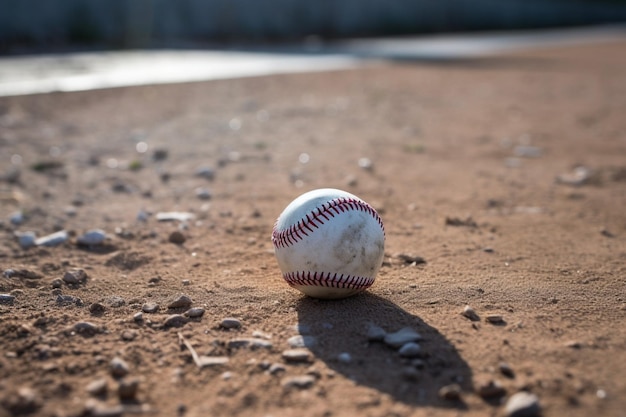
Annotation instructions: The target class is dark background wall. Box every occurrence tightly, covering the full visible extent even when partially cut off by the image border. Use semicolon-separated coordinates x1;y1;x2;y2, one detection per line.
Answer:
2;0;626;52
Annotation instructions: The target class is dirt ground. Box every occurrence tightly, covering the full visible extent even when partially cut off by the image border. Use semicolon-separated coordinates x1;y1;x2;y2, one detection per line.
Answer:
1;39;625;417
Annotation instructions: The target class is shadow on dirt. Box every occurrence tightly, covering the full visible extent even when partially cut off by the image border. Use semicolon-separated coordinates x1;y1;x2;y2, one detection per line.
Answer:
296;293;473;407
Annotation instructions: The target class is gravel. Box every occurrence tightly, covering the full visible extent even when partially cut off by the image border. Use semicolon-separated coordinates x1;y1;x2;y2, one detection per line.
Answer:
184;307;205;318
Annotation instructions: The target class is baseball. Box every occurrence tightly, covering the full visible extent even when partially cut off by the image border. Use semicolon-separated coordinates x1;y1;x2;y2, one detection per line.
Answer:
272;188;385;299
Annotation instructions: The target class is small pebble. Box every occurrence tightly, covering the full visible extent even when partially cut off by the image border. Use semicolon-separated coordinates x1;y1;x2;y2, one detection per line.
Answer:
51;278;63;289
461;305;480;321
62;269;87;285
133;312;143;322
0;294;15;305
57;295;83;306
366;324;386;342
110;357;130;378
505;391;541;417
86;378;108;396
105;296;126;308
9;211;24;225
282;375;316;390
565;340;583;349
89;303;106;315
168;231;186;245
220;317;241;329
184;307;205;318
486;315;505;324
195;166;215;180
163;314;188;328
514;145;542;158
282;349;312;363
499;362;515;378
439;384;463;401
35;230;68;247
384;328;423;348
121;329;138;341
15;231;36;249
77;229;106;246
117;378;140;401
268;363;286;375
398;342;422;358
142;302;160;313
195;187;212;200
168;295;192;309
337;352;352;364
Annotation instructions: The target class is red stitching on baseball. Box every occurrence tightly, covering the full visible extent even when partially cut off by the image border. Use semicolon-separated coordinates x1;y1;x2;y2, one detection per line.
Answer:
272;197;384;249
283;271;375;290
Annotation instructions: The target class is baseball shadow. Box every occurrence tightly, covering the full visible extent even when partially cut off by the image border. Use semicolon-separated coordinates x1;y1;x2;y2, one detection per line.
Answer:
295;293;473;407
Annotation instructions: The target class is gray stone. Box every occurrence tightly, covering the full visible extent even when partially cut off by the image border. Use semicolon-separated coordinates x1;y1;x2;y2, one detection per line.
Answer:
142;302;160;313
77;229;107;246
220;317;241;329
398;342;422;358
195;166;215;180
110;357;130;378
461;305;480;321
0;293;15;305
505;392;541;417
168;294;192;309
486;315;505;324
184;307;205;318
282;375;316;389
105;296;126;308
57;295;84;306
366;324;386;341
89;302;106;315
195;187;212;200
74;321;99;335
269;363;286;375
163;314;188;328
63;269;87;285
384;327;423;348
15;231;36;249
282;349;312;363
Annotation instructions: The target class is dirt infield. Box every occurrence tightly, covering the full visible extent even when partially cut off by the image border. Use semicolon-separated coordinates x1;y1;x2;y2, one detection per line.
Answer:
1;40;625;417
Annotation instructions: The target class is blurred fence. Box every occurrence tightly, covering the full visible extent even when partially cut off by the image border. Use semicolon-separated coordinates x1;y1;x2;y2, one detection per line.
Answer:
2;0;626;50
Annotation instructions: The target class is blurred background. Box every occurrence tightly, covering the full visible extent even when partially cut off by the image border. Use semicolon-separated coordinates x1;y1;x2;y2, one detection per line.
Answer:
2;0;626;53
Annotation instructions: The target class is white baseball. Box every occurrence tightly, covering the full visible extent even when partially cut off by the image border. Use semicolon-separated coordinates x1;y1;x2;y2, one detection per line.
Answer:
272;188;385;299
